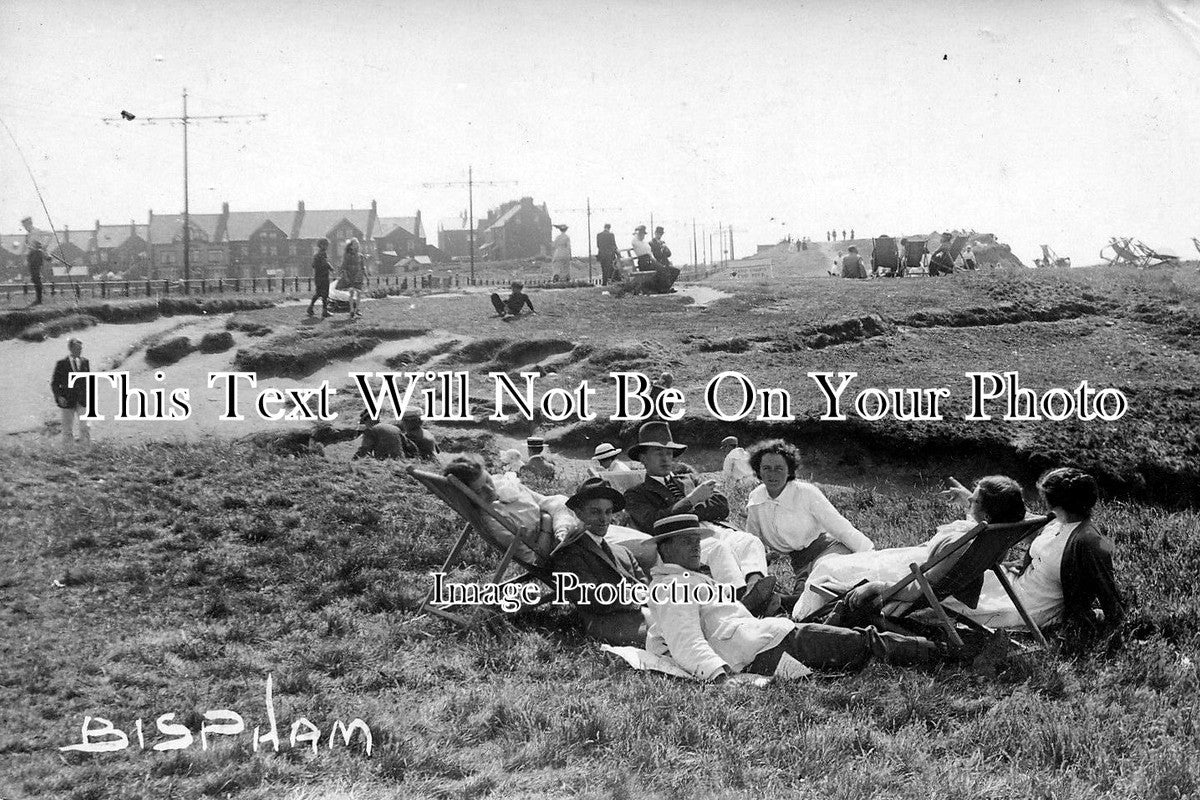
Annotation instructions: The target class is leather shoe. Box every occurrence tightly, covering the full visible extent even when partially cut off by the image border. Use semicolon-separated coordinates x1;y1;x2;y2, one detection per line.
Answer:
739;575;778;615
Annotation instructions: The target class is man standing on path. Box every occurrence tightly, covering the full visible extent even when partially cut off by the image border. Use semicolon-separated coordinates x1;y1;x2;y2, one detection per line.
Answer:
307;237;332;318
596;223;619;285
51;338;90;445
27;239;45;306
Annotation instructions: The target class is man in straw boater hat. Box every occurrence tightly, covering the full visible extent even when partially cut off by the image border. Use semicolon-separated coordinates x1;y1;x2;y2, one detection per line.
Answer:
550;477;652;645
623;421;777;613
591;442;633;472
645;515;944;682
518;436;558;482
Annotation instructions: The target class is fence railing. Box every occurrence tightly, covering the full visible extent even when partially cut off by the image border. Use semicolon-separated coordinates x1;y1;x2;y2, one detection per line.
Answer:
1;265;718;303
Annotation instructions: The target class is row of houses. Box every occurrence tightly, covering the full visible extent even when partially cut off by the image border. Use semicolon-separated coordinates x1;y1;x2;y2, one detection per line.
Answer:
2;196;557;282
1;202;428;282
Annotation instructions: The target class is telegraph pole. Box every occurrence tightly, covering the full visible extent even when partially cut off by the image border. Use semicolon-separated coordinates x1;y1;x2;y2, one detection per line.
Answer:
423;167;516;284
106;88;266;285
692;218;698;270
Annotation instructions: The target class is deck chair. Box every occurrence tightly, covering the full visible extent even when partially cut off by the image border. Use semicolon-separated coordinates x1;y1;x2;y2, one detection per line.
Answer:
871;236;902;277
1132;240;1180;268
901;238;928;276
1192;237;1200;257
1101;238;1142;267
805;515;1054;648
408;465;557;628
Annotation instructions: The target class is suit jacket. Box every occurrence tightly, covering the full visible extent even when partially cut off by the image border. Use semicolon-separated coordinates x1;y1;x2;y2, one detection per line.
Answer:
596;230;618;257
551;533;647;613
646;563;793;680
624;474;730;534
51;356;90;409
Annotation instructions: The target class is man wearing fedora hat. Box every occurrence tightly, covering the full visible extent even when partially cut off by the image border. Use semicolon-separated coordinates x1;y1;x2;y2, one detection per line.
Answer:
592;442;633;472
519;436;558;482
550;478;651;645
645;515;942;682
623;421;774;610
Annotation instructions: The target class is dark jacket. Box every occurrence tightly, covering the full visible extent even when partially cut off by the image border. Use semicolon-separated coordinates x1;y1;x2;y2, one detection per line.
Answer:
624;474;730;534
551;533;647;613
353;424;411;460
650;237;672;266
28;247;45;278
51;356;90;409
311;252;332;282
1051;520;1124;637
596;230;618;257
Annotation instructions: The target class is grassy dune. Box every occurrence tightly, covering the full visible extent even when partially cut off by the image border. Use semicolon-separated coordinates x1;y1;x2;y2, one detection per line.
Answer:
1;441;1198;799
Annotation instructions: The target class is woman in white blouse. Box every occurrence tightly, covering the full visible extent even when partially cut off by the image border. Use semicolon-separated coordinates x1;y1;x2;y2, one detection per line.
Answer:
744;439;874;589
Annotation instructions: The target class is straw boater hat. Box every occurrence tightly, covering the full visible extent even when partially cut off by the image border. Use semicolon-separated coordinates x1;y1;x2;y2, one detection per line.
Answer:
627;421;686;461
554;224;569;232
720;436;738;448
633;225;647;234
592;443;622;462
526;436;545;454
565;477;626;513
649;513;705;543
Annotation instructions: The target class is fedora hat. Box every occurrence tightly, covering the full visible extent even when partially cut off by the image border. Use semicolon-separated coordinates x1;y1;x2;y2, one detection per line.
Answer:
633;224;647;234
649;513;705;543
592;442;622;462
566;477;626;513
627;421;686;461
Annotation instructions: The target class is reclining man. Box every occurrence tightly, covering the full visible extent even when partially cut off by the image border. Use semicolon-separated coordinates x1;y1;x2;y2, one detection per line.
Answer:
646;514;943;682
550;477;651;645
623;421;776;612
442;455;574;567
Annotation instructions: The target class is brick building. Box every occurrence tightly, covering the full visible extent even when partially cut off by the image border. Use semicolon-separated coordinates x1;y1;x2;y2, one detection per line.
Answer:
478;197;551;261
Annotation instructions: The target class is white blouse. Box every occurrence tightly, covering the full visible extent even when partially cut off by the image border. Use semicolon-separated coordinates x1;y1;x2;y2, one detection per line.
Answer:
745;480;874;555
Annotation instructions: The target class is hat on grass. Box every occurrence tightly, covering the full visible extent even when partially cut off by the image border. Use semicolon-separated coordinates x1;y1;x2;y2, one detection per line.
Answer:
627;421;687;461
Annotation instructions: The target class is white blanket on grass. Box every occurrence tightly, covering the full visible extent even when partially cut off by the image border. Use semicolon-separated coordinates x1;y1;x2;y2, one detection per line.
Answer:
601;645;812;682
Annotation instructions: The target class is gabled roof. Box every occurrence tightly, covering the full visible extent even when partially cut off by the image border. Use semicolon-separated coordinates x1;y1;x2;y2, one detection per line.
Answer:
148;214;223;244
376;215;424;240
95;224;149;249
485;205;521;231
223;211;295;242
296;209;374;241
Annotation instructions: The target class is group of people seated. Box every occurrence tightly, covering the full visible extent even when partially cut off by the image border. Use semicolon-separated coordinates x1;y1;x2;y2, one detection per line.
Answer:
437;421;1125;682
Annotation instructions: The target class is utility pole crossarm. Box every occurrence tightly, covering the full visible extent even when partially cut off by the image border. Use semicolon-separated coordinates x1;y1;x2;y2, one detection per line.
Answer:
109;88;266;285
421;168;517;283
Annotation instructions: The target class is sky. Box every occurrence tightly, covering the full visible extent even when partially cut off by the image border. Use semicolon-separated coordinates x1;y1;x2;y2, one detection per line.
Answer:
2;0;1199;266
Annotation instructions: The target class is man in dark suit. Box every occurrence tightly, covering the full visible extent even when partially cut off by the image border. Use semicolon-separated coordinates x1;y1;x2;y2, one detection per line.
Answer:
27;239;45;306
596;223;619;285
51;337;90;445
622;421;775;611
551;477;649;645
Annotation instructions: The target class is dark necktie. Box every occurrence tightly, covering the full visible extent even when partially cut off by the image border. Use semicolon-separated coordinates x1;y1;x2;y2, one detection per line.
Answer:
666;475;685;501
599;539;615;561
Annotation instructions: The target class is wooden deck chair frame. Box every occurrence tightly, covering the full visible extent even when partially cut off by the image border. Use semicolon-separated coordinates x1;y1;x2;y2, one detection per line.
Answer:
806;515;1054;649
408;466;556;628
1132;240;1180;268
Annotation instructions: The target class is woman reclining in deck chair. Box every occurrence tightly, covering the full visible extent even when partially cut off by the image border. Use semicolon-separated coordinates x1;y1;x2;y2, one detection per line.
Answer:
801;470;1125;641
792;475;1027;621
442;455;576;567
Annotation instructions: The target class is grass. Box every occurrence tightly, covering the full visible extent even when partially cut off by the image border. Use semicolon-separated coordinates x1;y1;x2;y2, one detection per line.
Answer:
1;440;1198;799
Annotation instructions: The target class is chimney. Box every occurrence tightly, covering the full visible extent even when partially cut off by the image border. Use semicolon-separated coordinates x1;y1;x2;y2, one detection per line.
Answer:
293;200;305;239
64;225;70;244
130;219;136;237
